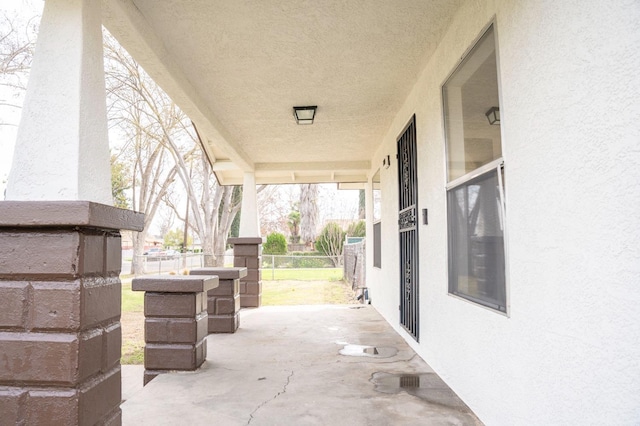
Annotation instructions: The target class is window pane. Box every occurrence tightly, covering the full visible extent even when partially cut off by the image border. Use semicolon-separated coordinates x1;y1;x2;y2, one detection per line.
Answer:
443;26;501;181
448;169;506;311
372;169;381;222
373;222;382;268
372;168;382;269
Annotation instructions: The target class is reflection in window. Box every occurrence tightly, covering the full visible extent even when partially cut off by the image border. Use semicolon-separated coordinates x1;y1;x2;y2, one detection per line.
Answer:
443;26;501;182
448;169;505;311
443;24;507;312
372;169;382;268
372;169;381;222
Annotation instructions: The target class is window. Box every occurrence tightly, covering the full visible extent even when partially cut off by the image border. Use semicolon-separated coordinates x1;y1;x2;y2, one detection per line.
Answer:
443;24;507;312
372;169;382;268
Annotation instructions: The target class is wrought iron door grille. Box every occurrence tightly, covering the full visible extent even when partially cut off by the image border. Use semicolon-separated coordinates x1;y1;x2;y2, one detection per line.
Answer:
397;115;419;341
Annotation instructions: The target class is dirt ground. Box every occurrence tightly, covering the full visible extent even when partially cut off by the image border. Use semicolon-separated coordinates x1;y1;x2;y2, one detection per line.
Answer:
121;310;145;364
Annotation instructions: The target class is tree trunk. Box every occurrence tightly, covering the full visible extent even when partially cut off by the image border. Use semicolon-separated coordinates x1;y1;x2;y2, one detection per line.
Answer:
202;232;216;267
358;189;366;220
300;184;319;246
131;230;147;275
213;186;242;267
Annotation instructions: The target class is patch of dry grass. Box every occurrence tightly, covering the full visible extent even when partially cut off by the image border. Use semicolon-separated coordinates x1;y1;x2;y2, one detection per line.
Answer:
262;280;356;305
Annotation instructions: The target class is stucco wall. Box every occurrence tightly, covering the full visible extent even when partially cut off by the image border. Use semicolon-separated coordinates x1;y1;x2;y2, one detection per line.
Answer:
366;0;640;424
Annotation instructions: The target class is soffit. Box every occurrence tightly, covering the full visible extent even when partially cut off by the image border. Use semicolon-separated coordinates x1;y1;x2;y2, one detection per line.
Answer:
104;0;462;185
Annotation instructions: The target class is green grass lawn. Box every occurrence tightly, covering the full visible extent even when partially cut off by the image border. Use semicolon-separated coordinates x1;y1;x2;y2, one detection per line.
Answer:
261;267;343;281
122;281;143;312
121;282;145;365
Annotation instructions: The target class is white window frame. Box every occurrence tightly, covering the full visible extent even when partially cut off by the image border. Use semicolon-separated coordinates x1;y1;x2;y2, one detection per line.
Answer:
372;168;382;269
442;22;510;315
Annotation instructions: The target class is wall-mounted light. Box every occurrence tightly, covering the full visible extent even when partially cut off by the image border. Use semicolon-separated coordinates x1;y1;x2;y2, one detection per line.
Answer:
485;106;500;125
293;106;317;125
382;155;391;169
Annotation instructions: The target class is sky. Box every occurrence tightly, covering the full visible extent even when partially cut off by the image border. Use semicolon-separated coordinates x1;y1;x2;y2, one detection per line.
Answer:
0;0;42;194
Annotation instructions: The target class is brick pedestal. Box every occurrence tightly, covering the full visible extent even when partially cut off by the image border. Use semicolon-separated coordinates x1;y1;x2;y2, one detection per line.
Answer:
228;237;263;307
132;275;219;385
0;201;144;425
190;267;247;333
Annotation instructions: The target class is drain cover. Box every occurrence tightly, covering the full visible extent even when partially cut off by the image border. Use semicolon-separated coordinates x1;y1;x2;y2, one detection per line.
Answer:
339;344;398;358
399;374;420;388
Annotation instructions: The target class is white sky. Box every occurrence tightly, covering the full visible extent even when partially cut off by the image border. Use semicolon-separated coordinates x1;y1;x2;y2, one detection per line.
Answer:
0;0;42;194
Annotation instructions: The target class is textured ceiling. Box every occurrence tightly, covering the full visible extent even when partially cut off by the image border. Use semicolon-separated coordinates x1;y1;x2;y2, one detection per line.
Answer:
104;0;462;184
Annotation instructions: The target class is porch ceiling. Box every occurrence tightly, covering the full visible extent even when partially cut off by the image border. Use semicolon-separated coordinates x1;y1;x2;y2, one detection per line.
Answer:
103;0;461;185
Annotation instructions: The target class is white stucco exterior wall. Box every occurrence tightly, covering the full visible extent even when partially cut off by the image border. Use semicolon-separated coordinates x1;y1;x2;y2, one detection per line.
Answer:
6;0;112;204
367;1;640;424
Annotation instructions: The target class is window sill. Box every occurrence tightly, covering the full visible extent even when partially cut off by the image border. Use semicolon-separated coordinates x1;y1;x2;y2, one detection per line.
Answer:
447;292;510;318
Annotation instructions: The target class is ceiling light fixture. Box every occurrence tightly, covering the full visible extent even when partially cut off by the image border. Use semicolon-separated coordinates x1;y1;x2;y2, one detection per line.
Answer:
293;106;317;125
485;106;500;125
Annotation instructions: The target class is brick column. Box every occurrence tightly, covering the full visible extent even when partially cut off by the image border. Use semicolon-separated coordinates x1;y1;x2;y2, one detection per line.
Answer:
132;275;219;385
228;237;263;307
190;267;247;333
0;201;143;425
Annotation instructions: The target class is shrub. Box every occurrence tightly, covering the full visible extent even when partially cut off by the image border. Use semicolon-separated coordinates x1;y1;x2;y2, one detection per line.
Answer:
315;222;346;266
263;232;288;255
346;220;366;237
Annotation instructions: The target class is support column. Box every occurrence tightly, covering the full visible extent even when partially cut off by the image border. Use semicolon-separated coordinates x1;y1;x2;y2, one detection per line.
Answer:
190;267;246;333
0;201;143;425
6;0;111;203
234;172;263;307
229;238;263;307
238;172;260;237
132;275;218;385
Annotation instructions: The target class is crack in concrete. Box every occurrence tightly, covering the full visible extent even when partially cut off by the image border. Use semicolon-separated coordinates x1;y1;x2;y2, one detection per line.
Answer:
247;370;294;425
369;354;418;364
335;353;418;365
216;366;242;372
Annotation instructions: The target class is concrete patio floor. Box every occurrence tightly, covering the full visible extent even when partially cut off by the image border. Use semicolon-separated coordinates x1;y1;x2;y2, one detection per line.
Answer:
121;305;482;425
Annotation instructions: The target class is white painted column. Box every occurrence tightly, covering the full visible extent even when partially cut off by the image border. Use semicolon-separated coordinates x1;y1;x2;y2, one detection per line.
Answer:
6;0;112;204
239;172;260;237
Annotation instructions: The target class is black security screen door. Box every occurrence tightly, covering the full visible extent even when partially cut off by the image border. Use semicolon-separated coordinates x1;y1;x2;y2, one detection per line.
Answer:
397;115;419;341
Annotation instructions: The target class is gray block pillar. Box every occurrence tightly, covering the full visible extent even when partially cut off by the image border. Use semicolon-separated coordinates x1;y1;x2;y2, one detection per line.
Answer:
0;201;143;425
228;238;263;307
190;267;247;333
132;275;219;385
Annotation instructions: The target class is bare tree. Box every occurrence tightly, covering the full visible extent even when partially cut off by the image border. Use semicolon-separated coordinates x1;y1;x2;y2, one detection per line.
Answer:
162;140;242;267
105;33;190;273
358;189;366;220
0;13;35;86
156;205;175;238
300;184;319;246
0;12;37;125
107;33;247;268
258;185;292;236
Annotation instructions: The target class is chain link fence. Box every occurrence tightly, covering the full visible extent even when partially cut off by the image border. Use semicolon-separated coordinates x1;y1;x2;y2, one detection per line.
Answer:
124;252;344;281
126;253;234;276
262;254;343;281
